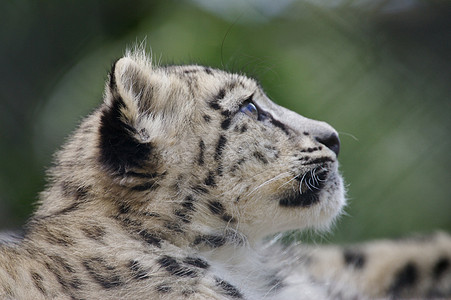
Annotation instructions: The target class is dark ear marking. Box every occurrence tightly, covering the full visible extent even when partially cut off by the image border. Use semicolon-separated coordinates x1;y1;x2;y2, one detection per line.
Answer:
98;96;153;174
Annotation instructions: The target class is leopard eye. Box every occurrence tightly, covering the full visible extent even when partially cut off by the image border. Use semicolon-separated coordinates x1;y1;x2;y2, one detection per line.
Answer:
240;102;258;120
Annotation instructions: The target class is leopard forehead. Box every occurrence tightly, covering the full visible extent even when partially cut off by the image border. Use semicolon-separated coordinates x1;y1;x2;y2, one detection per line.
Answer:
111;58;261;117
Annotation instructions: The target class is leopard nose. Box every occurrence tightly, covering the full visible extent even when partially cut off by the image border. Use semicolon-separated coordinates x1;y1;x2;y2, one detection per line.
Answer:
316;133;340;157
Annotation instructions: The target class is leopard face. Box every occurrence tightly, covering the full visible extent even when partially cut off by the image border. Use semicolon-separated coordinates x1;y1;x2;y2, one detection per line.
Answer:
92;53;345;245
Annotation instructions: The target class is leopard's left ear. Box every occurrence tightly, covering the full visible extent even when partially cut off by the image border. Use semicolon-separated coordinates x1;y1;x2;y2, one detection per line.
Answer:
106;55;154;117
98;56;160;175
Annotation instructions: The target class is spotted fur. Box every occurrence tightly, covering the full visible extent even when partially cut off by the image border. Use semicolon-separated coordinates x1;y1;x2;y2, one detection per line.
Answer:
0;49;450;299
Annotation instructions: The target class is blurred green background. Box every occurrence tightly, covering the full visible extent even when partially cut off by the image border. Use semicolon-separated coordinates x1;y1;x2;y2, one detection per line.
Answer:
0;0;450;244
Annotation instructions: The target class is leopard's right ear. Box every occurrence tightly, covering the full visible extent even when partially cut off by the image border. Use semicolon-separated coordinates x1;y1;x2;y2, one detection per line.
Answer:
98;56;158;175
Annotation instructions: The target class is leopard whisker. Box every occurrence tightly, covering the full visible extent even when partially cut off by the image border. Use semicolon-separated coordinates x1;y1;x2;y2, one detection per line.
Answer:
246;172;292;197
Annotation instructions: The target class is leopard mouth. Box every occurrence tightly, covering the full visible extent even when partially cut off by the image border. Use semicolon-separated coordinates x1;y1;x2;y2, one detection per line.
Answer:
279;168;329;207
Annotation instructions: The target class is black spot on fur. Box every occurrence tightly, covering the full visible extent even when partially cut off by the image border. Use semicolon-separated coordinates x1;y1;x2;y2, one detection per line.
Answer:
156;284;172;293
240;124;248;133
130;181;159;191
221;110;231;118
49;255;76;274
216;88;226;100
217;163;224;176
193;185;209;194
183;69;199;74
139;230;162;247
221;117;232;130
203;114;212;122
253;151;268;164
175;209;192;224
44;256;82;291
83;257;123;289
237;158;246;166
54;184;90;216
204;67;213;75
183;257;210;269
198;140;206;165
230;164;239;174
205;199;236;223
389;262;418;296
433;257;449;279
54;201;81;216
204;171;216;186
99;96;153;174
144;211;160;218
164;221;184;233
215;277;243;299
207;201;225;215
209;101;221;110
118;203;131;214
129;260;150;280
193;235;227;248
157;256;197;278
214;135;227;161
31;272;47;295
222;214;236;223
61;182;89;201
209;89;226;110
119;216;142;228
81;225;106;241
42;227;74;247
343;250;366;269
182;195;196;211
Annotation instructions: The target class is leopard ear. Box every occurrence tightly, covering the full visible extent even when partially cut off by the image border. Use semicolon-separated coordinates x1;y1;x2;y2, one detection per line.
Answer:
98;56;158;175
106;55;154;116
